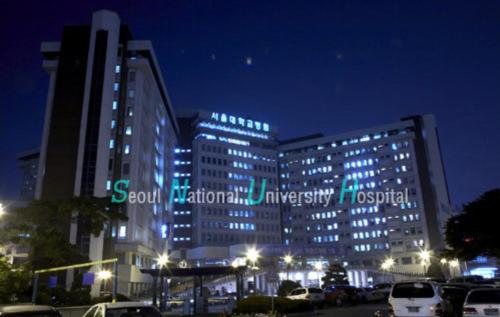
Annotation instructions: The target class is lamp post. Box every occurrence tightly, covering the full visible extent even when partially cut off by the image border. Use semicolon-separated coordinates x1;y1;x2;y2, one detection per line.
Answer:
157;253;169;311
97;269;112;294
418;250;431;275
381;258;395;282
449;259;459;277
245;247;260;294
313;261;323;288
283;255;293;281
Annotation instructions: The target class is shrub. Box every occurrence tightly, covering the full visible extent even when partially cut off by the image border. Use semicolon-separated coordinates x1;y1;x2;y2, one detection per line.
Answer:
234;296;312;314
277;280;301;297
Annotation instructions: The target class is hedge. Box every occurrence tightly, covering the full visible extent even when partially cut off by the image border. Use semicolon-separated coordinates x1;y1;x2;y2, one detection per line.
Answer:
234;296;313;314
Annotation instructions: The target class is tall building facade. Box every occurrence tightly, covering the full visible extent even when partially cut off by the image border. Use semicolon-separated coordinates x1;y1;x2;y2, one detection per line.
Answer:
172;109;281;250
36;10;178;296
17;148;40;200
278;115;452;276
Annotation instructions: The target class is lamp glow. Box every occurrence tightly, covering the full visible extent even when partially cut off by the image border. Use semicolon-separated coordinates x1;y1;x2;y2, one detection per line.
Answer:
97;270;112;280
381;258;395;271
418;250;431;263
245;247;260;265
157;253;169;267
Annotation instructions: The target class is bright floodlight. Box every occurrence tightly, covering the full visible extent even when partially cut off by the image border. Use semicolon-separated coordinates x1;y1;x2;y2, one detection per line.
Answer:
97;270;112;280
0;203;5;217
449;259;459;268
284;255;293;264
440;258;448;265
231;259;239;268
381;258;395;271
313;261;323;271
157;253;169;267
418;249;431;263
245;247;260;264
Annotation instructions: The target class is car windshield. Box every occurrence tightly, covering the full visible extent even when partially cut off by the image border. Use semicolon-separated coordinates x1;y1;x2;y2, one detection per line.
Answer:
4;312;60;317
308;288;322;293
392;282;435;298
467;290;500;304
106;307;162;317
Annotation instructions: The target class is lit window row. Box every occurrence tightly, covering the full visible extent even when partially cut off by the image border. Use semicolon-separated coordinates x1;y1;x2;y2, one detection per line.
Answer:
174;172;191;177
354;243;390;252
353;230;388;239
228;210;255;218
344;158;375;169
312;235;339;243
173;224;191;228
173;210;191;215
350;206;379;215
351;217;386;227
173;237;191;241
227;148;275;162
311;211;338;220
174;148;192;153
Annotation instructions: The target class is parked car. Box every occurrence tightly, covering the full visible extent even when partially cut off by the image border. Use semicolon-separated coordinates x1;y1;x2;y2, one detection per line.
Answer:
0;305;62;317
463;288;500;317
83;302;162;317
389;281;449;317
364;287;390;302
287;287;325;304
372;283;393;300
448;276;485;284
324;285;359;306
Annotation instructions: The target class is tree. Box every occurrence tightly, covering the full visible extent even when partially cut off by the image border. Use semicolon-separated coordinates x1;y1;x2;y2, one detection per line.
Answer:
444;189;500;260
277;280;301;297
0;257;31;303
321;263;348;288
0;197;126;270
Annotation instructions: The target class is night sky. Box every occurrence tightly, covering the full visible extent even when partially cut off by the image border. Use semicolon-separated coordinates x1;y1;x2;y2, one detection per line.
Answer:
1;0;499;207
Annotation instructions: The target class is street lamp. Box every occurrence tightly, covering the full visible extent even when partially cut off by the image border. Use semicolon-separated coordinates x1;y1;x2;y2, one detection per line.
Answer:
231;259;239;269
283;254;293;280
449;259;459;268
381;258;395;282
313;261;323;288
97;270;112;294
156;253;169;311
0;203;5;218
245;247;260;294
381;258;395;271
440;258;448;265
97;270;112;280
418;250;431;275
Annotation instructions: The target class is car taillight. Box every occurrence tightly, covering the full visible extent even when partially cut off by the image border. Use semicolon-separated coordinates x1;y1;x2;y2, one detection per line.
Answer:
434;303;443;316
463;306;478;315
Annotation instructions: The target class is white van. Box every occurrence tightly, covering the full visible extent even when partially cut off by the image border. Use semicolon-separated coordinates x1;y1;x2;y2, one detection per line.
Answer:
389;281;448;317
463;288;500;317
287;287;325;303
